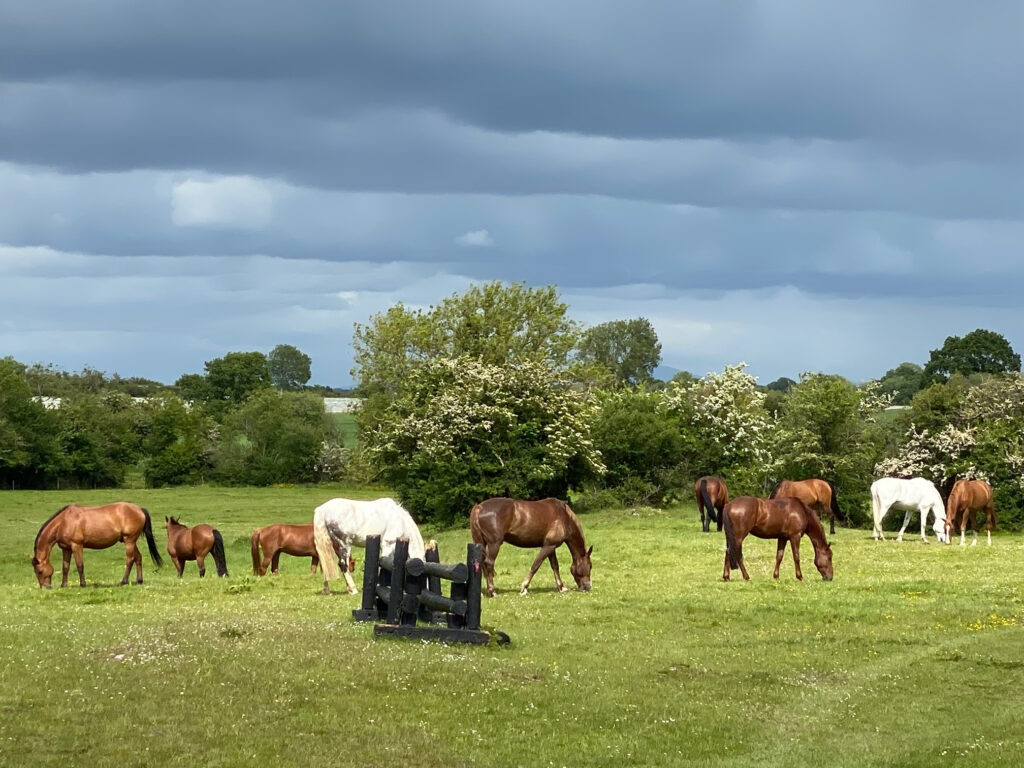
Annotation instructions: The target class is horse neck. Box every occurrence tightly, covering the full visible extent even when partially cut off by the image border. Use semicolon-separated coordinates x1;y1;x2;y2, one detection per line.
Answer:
802;509;829;550
562;510;587;561
33;516;62;562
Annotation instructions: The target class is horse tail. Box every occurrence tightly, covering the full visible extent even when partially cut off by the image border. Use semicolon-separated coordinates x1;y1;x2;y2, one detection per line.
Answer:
768;481;783;500
827;480;842;521
211;529;228;577
314;510;341;582
251;529;262;575
699;479;717;524
722;503;740;570
141;508;163;569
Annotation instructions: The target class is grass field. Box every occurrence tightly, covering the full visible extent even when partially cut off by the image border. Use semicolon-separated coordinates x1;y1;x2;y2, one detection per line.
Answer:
2;487;1023;767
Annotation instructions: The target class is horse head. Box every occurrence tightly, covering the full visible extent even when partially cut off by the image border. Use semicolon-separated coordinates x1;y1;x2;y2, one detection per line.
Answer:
31;554;54;589
814;542;834;581
570;545;594;591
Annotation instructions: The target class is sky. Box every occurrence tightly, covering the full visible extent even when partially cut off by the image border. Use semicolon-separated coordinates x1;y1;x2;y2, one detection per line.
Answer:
3;1;1024;388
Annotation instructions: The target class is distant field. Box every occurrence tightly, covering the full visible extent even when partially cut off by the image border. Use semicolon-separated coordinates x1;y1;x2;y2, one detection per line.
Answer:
2;486;1023;767
331;412;359;449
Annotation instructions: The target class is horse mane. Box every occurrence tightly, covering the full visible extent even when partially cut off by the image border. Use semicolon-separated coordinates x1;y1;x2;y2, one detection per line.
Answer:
168;516;182;526
557;499;587;543
34;505;71;553
768;481;783;499
797;498;829;544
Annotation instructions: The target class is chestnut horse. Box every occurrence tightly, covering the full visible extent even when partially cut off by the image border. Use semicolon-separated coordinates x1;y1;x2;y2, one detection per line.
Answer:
769;478;843;535
250;523;354;576
722;496;833;581
470;497;593;597
165;517;228;577
694;476;728;533
945;479;996;547
31;502;163;588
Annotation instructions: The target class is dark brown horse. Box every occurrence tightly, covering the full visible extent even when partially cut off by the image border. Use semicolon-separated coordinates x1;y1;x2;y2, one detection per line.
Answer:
165;517;228;577
769;478;843;535
250;523;354;576
694;476;728;533
31;502;163;588
470;497;593;597
722;496;833;581
945;479;996;547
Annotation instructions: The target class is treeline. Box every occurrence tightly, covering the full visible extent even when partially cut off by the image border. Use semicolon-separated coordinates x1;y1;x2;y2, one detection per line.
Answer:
5;283;1023;532
0;347;347;490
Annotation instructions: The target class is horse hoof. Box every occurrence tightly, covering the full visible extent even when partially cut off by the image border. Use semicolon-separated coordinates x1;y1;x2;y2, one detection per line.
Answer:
519;589;529;596
347;587;359;595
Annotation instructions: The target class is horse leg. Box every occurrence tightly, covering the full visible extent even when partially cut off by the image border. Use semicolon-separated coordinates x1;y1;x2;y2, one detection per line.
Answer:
773;539;786;579
917;506;929;543
120;540;138;585
970;512;978;546
698;499;709;533
716;504;724;532
897;509;912;543
72;544;85;587
271;550;281;575
60;547;71;588
986;504;995;546
790;536;803;580
547;550;567;593
134;545;143;584
310;554;319;574
823;502;835;536
521;546;555;595
172;556;184;578
482;542;501;597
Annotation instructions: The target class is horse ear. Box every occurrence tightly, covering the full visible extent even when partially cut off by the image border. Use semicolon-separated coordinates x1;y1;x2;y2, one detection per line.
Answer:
586;545;593;557
164;516;169;522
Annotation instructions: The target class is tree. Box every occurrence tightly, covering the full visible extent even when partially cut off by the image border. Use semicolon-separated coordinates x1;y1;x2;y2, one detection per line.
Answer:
0;357;62;488
193;351;272;417
142;396;215;487
268;344;312;391
352;282;579;431
764;377;797;393
576;318;662;387
876;362;925;406
923;329;1021;382
215;390;333;485
367;357;604;524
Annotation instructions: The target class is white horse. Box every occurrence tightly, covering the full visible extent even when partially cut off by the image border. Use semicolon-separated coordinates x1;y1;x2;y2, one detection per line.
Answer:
871;477;949;543
312;497;429;595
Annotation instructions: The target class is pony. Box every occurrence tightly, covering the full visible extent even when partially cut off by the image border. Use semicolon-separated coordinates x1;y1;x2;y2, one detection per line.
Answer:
469;497;593;597
945;479;996;546
769;478;843;535
870;477;948;543
694;476;728;533
722;496;833;582
31;502;163;588
250;523;353;576
165;517;228;578
313;497;429;595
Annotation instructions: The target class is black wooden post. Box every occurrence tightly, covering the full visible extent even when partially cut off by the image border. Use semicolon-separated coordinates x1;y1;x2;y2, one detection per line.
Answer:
386;538;409;626
353;535;382;622
426;544;442;598
465;542;483;632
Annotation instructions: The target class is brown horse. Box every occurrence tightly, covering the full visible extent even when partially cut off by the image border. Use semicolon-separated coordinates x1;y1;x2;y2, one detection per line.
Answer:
31;502;163;588
250;523;354;576
769;478;843;535
165;517;228;577
470;497;593;597
945;479;996;546
694;476;728;533
722;496;833;581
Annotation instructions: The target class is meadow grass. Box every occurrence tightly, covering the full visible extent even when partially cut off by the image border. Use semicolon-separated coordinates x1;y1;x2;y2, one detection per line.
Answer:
1;487;1023;767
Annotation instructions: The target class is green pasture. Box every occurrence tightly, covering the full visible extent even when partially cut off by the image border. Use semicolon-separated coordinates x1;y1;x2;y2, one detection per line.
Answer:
1;487;1023;767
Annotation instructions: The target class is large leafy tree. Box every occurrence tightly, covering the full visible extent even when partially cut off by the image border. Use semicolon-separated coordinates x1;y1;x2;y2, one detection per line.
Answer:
877;362;925;406
576;318;662;387
368;357;603;523
0;357;63;488
268;344;312;391
923;329;1021;382
176;351;272;417
352;281;579;429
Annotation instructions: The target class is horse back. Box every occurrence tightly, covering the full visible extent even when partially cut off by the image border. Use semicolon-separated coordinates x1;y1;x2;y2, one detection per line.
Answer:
472;497;569;548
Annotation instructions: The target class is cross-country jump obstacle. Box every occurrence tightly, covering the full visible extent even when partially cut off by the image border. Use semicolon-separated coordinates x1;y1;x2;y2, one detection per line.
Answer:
352;535;509;645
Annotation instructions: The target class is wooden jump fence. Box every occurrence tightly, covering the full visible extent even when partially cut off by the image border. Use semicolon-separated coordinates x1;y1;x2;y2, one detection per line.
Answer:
352;535;508;645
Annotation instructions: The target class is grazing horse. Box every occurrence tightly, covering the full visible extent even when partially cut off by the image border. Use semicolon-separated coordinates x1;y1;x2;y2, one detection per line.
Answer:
945;479;996;547
870;477;948;543
470;497;593;597
694;476;728;533
31;502;163;588
722;496;833;582
769;478;843;535
165;517;228;577
250;523;353;576
313;497;430;595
